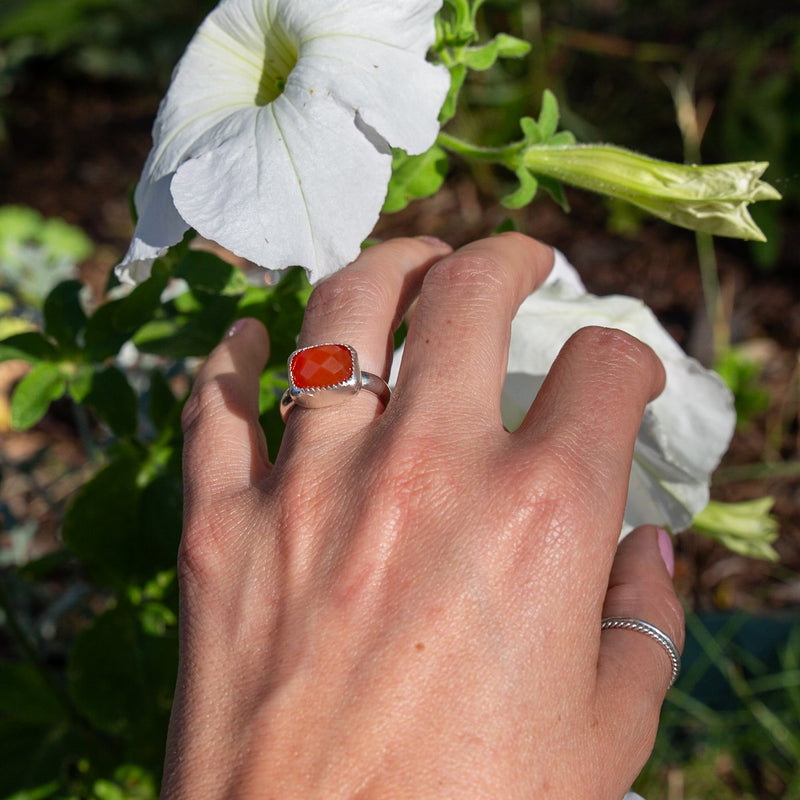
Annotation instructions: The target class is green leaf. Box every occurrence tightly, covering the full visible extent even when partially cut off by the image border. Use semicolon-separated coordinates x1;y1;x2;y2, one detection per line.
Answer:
383;145;449;213
62;456;182;588
84;262;171;361
494;32;532;59
67;603;176;758
10;361;66;430
133;293;239;358
461;33;530;71
536;90;560;141
148;370;179;433
0;331;59;363
439;64;466;124
174;251;249;296
43;280;87;351
85;365;138;437
501;167;539;209
0;662;66;726
519;115;542;145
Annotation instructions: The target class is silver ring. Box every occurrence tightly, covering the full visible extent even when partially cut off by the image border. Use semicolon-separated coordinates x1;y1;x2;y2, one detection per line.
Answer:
601;617;681;688
280;343;391;422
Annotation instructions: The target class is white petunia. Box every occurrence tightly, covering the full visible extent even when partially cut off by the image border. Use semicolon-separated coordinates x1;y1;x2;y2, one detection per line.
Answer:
502;252;736;537
117;0;449;285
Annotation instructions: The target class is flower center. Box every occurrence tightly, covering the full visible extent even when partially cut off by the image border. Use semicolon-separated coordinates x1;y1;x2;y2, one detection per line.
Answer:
255;18;298;106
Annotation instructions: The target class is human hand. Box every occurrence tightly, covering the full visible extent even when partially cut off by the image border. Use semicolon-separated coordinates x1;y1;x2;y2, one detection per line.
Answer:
164;233;684;799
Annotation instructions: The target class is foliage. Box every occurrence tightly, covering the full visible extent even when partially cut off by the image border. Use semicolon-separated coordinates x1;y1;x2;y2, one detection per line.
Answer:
0;242;310;796
635;613;800;799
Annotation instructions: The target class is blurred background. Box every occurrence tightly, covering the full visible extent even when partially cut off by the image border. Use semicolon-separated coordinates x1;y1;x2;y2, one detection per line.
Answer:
1;0;799;797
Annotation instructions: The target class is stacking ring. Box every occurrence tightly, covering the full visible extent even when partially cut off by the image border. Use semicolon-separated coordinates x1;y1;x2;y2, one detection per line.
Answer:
601;617;681;688
280;343;391;422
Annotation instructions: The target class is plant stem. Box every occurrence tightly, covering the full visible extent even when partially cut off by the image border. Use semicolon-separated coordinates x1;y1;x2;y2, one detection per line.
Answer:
436;131;519;165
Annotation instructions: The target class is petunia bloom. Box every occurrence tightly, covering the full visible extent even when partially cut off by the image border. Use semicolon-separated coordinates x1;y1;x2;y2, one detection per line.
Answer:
501;252;736;537
117;0;449;285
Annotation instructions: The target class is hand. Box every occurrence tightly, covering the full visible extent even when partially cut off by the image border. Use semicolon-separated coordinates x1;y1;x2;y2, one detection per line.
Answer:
164;233;684;799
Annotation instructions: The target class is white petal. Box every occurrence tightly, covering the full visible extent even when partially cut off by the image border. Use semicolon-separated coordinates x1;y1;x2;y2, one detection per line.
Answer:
170;87;392;283
289;0;449;154
118;0;447;282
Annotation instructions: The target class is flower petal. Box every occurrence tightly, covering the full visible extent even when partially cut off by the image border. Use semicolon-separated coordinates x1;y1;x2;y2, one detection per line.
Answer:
170;87;392;283
288;0;449;154
118;0;447;283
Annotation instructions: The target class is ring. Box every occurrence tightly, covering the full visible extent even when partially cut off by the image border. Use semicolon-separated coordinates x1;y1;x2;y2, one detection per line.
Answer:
280;343;391;422
601;617;681;688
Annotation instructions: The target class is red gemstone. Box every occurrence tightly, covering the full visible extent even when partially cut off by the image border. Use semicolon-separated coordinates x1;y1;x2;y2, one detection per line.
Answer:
291;344;354;389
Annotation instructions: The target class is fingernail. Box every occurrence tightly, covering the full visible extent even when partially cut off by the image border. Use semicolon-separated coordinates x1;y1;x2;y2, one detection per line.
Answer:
415;235;450;249
657;527;675;578
226;318;247;338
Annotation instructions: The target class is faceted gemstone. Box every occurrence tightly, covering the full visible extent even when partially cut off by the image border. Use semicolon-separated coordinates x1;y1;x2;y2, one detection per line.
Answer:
291;344;354;389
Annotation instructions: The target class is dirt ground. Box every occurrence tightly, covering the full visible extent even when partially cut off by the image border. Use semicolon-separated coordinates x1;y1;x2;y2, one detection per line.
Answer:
2;71;800;614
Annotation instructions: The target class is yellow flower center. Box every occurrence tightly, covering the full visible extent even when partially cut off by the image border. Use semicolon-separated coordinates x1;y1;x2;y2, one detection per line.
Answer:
255;19;298;106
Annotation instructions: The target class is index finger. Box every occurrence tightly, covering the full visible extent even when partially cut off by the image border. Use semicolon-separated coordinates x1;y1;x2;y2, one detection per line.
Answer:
182;318;271;519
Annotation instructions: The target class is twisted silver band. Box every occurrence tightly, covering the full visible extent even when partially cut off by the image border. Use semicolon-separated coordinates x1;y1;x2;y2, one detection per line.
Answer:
601;617;681;688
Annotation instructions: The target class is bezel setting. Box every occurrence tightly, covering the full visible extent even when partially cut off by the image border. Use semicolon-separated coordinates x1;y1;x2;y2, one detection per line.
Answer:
284;343;363;409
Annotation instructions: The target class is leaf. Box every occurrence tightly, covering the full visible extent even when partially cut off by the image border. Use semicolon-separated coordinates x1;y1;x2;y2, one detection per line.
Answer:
43;280;87;351
63;454;182;588
67;603;176;761
439;64;466;124
174;250;249;296
383;145;449;213
0;331;59;363
0;662;66;726
84;262;171;361
536;89;560;141
494;33;532;59
148;370;179;433
85;365;138;437
10;361;66;430
501;167;539;209
133;293;239;358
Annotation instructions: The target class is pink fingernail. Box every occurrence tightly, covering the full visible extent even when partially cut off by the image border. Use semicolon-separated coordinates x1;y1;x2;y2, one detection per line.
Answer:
657;527;675;578
226;318;247;338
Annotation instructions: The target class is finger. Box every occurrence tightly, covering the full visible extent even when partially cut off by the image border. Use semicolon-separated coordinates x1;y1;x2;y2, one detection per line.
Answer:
512;327;666;548
595;527;685;770
288;237;452;424
298;237;452;374
182;318;271;511
396;233;554;419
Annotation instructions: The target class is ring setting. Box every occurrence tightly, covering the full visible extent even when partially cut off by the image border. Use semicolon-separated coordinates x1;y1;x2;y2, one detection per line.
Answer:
601;617;681;688
280;343;391;421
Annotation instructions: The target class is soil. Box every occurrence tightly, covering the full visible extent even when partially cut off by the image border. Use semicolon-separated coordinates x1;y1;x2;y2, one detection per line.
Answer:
2;70;799;614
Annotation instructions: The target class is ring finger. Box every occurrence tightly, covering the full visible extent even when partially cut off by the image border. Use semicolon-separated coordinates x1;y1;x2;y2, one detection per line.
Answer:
286;237;452;428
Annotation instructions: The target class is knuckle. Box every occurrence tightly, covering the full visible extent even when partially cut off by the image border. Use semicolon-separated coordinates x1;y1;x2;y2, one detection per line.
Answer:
565;326;662;389
424;251;507;296
305;269;391;324
181;376;222;434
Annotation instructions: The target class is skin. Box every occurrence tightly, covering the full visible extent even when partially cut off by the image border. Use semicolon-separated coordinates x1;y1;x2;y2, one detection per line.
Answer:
164;233;685;800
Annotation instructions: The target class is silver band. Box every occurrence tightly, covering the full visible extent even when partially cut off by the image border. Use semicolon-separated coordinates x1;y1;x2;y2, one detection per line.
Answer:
280;343;391;422
601;617;681;688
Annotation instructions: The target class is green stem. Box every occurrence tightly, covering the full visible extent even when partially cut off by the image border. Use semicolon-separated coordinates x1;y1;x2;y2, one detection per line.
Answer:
714;460;800;484
436;131;521;165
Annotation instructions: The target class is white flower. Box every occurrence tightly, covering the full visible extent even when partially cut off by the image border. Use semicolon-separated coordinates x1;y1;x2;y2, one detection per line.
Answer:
502;251;736;536
117;0;449;285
